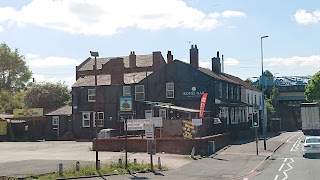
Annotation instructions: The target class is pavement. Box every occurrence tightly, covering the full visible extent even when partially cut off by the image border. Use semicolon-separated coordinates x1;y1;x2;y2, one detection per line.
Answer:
0;131;291;179
83;131;290;180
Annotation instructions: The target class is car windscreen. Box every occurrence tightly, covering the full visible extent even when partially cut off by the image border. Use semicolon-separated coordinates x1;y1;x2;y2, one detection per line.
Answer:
306;138;320;143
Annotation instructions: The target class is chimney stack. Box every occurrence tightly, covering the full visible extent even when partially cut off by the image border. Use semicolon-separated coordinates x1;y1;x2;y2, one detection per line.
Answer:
190;44;199;69
212;51;221;74
167;51;173;63
129;51;136;68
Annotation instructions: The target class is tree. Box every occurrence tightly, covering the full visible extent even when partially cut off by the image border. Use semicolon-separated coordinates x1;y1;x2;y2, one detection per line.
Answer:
305;71;320;102
244;78;253;84
0;90;25;113
24;82;71;111
0;42;32;91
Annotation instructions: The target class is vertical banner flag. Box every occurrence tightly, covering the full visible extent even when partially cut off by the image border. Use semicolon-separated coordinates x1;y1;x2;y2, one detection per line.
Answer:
199;93;208;118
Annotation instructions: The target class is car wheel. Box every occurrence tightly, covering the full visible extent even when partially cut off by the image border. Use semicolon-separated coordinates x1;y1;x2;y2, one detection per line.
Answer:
303;154;305;158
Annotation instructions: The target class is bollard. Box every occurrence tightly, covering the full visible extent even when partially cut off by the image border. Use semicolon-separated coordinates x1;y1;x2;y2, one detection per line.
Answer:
191;147;195;159
133;158;137;165
158;157;162;171
58;163;63;176
97;160;100;170
76;161;80;171
118;158;122;168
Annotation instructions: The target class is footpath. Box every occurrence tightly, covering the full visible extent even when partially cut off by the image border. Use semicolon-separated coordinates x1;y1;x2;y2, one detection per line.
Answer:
85;131;290;180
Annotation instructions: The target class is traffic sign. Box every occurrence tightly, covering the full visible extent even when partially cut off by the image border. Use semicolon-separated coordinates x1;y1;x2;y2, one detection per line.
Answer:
144;124;155;140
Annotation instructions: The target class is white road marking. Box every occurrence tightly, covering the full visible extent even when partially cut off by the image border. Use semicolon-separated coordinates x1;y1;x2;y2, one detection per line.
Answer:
243;178;248;180
286;133;298;142
290;139;300;151
278;163;285;171
284;158;288;162
282;158;294;180
280;134;292;141
274;175;279;180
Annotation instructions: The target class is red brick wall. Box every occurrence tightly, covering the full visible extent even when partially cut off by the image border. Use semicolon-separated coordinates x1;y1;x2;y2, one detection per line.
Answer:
93;133;230;155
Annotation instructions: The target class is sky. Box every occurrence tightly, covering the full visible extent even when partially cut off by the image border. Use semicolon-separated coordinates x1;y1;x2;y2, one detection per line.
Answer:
1;0;320;87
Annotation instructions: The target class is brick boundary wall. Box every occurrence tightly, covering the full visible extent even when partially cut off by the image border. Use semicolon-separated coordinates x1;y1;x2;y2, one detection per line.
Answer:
93;133;230;155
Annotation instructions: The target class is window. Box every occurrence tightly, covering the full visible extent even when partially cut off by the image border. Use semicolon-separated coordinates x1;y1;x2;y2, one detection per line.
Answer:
247;93;250;104
93;112;104;127
259;95;262;105
123;86;131;96
236;87;240;100
135;85;145;101
166;82;174;98
230;86;234;99
159;109;166;119
255;95;257;105
251;93;254;105
52;116;59;125
88;89;95;102
82;112;91;127
231;108;235;124
226;84;229;99
219;83;222;98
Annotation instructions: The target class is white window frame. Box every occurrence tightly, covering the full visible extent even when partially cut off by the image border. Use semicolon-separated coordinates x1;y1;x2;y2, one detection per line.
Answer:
52;116;59;126
135;85;145;101
159;109;166;119
88;89;95;102
123;86;131;96
93;112;104;127
231;108;235;124
166;82;174;98
82;112;91;128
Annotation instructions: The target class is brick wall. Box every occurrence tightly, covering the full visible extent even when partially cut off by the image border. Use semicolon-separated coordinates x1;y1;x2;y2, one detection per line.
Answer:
93;133;230;155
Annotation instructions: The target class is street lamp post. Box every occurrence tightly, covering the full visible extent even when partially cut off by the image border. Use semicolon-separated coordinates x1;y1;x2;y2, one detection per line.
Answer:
273;73;279;131
90;51;99;170
261;36;268;150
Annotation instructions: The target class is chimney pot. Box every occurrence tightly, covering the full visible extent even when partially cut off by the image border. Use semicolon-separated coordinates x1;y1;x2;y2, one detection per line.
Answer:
190;44;199;69
167;51;173;63
217;51;220;58
129;51;136;68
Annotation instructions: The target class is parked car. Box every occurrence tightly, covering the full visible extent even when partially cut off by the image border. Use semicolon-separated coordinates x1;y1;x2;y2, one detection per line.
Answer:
301;136;320;157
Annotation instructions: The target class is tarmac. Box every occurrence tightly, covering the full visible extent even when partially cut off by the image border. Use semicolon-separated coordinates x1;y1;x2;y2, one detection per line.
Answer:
0;131;290;179
81;131;290;180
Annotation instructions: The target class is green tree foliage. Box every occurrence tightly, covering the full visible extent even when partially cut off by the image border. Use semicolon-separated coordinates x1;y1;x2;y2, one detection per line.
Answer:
24;82;71;110
266;99;275;120
0;42;32;91
0;90;25;113
305;71;320;102
244;78;253;84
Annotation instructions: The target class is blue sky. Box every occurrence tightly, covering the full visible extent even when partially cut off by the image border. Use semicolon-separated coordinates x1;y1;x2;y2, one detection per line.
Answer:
1;0;320;87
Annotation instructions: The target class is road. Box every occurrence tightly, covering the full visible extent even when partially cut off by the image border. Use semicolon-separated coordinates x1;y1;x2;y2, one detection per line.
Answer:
251;131;320;180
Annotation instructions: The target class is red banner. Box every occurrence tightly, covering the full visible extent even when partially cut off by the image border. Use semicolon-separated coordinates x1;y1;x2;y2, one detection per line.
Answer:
199;93;208;118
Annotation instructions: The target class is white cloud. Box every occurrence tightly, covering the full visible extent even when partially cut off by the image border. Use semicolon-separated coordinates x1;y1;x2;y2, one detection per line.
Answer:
25;53;81;67
292;9;320;25
221;10;246;18
0;25;3;32
0;0;246;36
199;61;211;68
265;55;320;68
224;58;239;66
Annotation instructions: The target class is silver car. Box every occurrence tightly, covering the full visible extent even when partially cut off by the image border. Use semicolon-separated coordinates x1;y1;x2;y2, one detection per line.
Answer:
301;136;320;157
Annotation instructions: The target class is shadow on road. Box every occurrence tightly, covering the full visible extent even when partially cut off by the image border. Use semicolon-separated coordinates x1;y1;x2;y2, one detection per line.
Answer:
230;131;282;145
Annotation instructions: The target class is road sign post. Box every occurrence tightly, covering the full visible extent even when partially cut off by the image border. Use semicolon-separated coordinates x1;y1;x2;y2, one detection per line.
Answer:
144;124;155;172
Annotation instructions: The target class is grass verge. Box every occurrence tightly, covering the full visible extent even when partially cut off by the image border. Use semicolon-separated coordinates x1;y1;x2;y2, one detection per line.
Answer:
24;157;168;180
